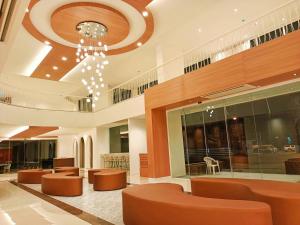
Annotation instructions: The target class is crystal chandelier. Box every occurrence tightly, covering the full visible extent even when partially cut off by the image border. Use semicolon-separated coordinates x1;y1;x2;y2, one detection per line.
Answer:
75;21;109;109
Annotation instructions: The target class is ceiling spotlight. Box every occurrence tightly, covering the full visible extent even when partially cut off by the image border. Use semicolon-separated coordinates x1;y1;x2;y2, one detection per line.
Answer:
92;103;96;108
103;60;109;65
99;78;103;82
62;56;68;61
137;42;142;47
282;18;286;21
142;11;149;17
98;41;102;46
53;66;58;70
76;58;80;63
233;8;238;12
44;41;51;45
45;74;51;78
25;8;30;13
81;68;86;73
90;76;94;81
80;39;84;44
101;65;104;69
101;83;105;88
293;73;297;76
198;28;202;33
98;73;102;77
86;98;91;103
89;90;93;94
96;92;100;96
95;85;99;89
87;66;92;70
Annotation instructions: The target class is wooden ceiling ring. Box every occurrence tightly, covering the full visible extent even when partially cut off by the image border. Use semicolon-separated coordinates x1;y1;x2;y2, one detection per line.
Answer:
23;0;154;81
51;2;130;45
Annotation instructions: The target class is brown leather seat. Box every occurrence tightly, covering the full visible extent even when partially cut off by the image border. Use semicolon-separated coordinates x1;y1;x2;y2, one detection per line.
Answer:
88;168;120;184
53;157;74;168
123;183;272;225
54;167;79;176
17;169;52;184
191;178;300;225
93;170;127;191
41;172;83;196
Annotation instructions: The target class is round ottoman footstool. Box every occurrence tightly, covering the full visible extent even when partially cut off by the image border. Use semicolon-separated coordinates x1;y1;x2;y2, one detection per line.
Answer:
54;167;79;176
17;169;52;184
94;170;127;191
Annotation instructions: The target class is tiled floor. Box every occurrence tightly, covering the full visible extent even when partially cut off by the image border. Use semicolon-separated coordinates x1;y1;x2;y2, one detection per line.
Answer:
1;171;300;225
25;179;124;225
0;181;90;225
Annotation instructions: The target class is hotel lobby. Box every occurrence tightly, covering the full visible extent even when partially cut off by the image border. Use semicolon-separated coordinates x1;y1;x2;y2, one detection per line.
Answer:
0;0;300;224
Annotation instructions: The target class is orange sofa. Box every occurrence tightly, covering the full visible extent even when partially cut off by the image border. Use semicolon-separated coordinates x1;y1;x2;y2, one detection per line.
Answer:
191;178;300;225
41;172;83;196
93;170;127;191
53;157;74;168
17;169;52;184
54;167;79;176
123;183;272;225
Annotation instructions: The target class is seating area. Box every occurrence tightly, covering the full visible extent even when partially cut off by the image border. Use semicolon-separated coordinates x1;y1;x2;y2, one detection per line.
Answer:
17;169;52;184
41;171;83;197
122;183;273;225
191;178;300;225
88;168;127;191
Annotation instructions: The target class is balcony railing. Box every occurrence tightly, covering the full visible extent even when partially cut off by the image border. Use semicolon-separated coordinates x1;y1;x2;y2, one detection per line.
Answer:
0;0;299;112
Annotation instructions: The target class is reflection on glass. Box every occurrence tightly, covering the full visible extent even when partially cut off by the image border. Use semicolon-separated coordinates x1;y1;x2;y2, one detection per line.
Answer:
0;140;56;173
173;84;300;179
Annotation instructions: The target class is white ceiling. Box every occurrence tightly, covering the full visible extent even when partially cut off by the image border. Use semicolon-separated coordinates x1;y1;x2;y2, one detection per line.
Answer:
0;0;293;94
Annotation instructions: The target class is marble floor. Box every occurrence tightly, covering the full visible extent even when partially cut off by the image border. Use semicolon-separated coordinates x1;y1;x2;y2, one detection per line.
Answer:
25;179;124;225
0;181;90;225
1;171;299;225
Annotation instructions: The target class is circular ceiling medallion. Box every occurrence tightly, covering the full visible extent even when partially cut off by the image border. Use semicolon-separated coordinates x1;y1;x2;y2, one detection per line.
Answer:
51;2;130;45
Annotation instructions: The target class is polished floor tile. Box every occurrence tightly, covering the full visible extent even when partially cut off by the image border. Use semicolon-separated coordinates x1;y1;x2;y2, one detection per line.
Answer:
0;181;90;225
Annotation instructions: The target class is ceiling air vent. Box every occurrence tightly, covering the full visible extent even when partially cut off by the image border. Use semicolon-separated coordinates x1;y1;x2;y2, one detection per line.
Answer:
0;0;16;42
203;84;257;99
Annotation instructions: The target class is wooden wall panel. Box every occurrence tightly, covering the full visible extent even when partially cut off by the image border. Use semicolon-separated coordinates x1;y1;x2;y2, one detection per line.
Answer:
11;126;58;139
144;30;300;178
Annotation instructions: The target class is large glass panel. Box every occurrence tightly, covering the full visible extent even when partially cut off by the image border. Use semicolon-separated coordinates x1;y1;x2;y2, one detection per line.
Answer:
253;92;300;178
182;110;207;176
225;101;261;176
0;140;56;173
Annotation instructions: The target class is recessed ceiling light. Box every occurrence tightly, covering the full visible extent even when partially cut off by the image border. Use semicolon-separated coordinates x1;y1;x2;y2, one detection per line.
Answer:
137;42;142;47
53;66;58;70
233;8;238;12
61;56;68;61
25;8;30;13
293;73;297;76
142;11;149;17
44;41;51;45
198;28;202;33
45;74;51;78
282;18;286;21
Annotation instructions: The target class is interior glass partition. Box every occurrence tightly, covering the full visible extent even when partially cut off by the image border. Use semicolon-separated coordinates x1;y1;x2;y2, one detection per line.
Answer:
0;140;56;173
169;81;300;180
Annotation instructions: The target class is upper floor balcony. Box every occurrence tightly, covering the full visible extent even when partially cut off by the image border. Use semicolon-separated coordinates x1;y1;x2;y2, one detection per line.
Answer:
0;0;300;113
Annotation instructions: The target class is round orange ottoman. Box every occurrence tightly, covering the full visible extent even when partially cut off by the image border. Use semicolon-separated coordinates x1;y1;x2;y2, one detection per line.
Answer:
93;170;127;191
54;167;79;176
17;169;52;184
41;172;83;197
88;169;120;184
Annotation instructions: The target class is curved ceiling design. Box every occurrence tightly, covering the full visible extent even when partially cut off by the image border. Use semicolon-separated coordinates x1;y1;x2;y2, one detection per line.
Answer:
22;0;154;81
51;2;130;46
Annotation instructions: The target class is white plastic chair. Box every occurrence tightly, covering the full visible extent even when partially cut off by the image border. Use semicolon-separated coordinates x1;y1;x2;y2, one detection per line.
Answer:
204;157;220;174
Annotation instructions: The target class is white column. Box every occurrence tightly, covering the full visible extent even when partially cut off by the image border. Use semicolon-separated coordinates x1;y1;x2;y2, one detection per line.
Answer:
95;126;110;168
128;118;147;177
167;110;186;177
57;135;76;158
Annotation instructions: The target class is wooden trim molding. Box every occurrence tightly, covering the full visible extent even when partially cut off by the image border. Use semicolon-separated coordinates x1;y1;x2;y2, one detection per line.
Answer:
11;126;58;139
144;30;300;178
